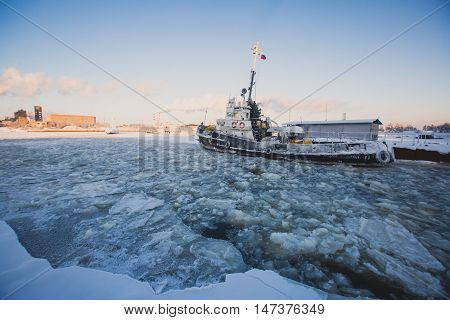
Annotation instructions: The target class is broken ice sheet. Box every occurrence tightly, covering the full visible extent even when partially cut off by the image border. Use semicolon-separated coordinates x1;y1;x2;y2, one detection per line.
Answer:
0;137;448;298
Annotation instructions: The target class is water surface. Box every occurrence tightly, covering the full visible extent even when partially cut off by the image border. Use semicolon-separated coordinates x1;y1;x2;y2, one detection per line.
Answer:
1;137;448;298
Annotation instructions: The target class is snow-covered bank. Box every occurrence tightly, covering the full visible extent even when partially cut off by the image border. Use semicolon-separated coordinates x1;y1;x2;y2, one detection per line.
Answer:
0;221;328;300
0;127;119;140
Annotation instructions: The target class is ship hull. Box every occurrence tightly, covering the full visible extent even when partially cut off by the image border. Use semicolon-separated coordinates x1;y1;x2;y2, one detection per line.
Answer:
198;131;393;165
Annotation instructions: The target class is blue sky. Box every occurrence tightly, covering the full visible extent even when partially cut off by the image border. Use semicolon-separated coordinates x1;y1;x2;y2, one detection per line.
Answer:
0;0;449;126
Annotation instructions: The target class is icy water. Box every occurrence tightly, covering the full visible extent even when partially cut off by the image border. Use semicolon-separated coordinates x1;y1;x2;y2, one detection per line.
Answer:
1;136;449;299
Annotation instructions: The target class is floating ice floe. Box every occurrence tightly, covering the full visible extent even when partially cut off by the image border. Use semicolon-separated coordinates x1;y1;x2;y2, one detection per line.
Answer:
344;217;446;297
0;220;328;299
1;138;448;299
110;192;164;215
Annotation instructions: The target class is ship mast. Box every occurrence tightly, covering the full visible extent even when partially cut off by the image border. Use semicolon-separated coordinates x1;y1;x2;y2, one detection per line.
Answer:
247;42;262;102
246;42;267;142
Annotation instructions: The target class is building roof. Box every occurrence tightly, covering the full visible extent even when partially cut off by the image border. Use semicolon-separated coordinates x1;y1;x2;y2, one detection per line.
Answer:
48;114;95;118
286;119;382;126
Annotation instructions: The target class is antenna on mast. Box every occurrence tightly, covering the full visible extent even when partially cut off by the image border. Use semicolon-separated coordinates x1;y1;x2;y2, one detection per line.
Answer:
247;42;263;102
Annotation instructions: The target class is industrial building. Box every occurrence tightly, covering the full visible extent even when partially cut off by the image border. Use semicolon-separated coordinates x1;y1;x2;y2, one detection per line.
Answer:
286;119;382;141
14;109;27;120
34;106;43;121
47;114;96;128
13;109;29;126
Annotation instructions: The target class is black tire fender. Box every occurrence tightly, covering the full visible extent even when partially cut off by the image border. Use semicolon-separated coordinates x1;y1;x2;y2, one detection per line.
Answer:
376;149;391;164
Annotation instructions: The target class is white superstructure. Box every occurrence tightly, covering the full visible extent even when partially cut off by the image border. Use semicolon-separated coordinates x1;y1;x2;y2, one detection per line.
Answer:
215;97;254;139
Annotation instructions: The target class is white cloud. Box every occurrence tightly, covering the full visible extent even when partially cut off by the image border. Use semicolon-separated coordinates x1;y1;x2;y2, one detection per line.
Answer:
0;67;117;97
56;76;96;96
135;80;166;96
257;96;348;122
168;94;227;114
259;97;342;113
56;76;116;96
0;67;51;96
147;94;228;124
156;94;346;124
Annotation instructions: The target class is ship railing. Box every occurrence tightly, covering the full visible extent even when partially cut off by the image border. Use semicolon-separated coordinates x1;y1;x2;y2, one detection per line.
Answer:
301;131;378;143
301;130;448;142
301;130;450;147
202;127;450;146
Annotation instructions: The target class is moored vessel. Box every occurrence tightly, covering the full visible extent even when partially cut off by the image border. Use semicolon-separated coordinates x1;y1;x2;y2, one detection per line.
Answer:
197;43;394;165
105;127;119;134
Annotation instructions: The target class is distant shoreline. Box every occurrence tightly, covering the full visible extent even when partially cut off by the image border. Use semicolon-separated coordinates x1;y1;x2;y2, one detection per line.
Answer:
26;129;145;133
27;129;105;132
0;127;196;141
